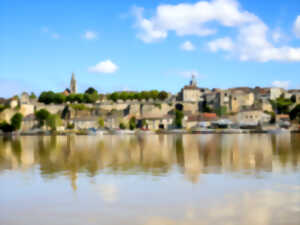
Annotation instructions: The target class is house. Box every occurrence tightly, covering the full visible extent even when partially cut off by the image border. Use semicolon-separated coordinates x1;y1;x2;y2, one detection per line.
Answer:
186;113;218;129
229;90;255;113
237;109;271;127
138;115;174;130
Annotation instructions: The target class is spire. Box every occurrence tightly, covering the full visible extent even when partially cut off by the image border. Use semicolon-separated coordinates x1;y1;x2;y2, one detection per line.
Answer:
70;72;77;93
190;74;197;87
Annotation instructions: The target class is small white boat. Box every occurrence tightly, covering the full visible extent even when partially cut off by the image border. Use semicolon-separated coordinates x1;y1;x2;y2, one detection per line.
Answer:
112;129;135;135
87;128;104;136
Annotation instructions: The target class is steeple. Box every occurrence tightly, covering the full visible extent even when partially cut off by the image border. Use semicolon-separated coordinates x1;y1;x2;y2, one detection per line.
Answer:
190;74;197;87
70;72;77;93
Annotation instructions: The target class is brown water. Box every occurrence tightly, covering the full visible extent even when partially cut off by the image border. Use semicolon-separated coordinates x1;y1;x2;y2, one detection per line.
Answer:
0;134;300;225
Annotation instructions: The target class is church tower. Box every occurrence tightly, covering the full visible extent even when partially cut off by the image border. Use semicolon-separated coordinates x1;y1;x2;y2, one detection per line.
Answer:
190;74;197;87
70;73;77;93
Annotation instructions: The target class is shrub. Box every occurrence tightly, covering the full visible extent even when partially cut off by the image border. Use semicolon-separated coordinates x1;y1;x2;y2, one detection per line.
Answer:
35;109;51;127
10;113;23;131
0;121;14;132
119;122;126;130
98;117;104;128
129;117;136;130
174;110;184;128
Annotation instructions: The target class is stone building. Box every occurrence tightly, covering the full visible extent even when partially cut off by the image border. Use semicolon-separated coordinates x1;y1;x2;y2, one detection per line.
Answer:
236;109;271;125
229;90;255;113
178;75;203;102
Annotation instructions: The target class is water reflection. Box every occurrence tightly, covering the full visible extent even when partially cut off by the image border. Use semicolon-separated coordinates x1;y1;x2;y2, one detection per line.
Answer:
0;134;300;188
1;134;300;225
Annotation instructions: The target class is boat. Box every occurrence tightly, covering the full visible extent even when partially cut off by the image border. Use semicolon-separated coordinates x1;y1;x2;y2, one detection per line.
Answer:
112;129;135;135
87;128;105;136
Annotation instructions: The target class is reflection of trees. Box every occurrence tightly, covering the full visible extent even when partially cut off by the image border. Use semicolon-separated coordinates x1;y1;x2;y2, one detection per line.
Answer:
0;134;300;186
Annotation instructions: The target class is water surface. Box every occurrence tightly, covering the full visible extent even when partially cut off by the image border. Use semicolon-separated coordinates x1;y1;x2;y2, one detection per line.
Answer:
1;134;300;225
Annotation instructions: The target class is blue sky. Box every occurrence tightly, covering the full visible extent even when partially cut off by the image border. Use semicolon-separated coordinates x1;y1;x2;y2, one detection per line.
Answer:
1;0;300;97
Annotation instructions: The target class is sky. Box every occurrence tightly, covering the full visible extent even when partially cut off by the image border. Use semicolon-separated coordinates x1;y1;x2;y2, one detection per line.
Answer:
1;0;300;97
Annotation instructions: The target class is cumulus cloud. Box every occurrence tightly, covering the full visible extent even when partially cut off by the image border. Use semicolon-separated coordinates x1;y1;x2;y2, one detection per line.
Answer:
88;60;118;74
51;33;60;39
180;41;196;51
272;80;290;89
83;31;98;40
208;37;234;52
133;0;300;62
294;16;300;38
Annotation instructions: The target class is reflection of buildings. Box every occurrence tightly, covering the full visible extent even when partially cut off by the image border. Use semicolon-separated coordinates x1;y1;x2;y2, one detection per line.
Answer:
0;134;300;189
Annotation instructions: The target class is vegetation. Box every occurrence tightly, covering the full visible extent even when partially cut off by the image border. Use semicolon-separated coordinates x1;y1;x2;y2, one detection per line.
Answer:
0;121;14;132
0;113;23;132
46;114;62;131
70;104;88;111
0;104;8;113
35;109;51;127
29;92;37;99
140;119;147;129
270;94;293;114
39;89;100;105
290;104;300;123
107;90;168;102
202;100;213;113
10;113;23;131
119;122;126;130
98;117;104;128
129;117;136;130
66;123;75;130
174;110;184;128
216;106;227;116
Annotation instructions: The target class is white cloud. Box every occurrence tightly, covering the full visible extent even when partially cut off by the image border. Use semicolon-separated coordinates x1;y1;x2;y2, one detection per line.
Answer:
272;80;290;89
293;15;300;38
83;31;98;40
208;37;234;52
180;41;196;51
41;27;49;33
88;60;119;74
133;0;300;62
51;33;60;39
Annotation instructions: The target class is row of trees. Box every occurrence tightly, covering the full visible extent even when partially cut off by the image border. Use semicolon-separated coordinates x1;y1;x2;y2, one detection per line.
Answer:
39;89;100;105
107;90;168;102
38;88;169;105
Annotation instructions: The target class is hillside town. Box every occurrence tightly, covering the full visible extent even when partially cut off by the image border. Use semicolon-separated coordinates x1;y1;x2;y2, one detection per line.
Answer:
1;73;300;135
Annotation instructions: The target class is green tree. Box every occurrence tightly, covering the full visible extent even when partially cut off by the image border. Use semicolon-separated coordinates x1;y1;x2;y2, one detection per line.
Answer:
29;92;37;100
46;114;62;131
216;106;227;116
291;95;296;103
10;113;23;131
109;92;120;102
129;116;136;130
270;95;293;114
35;109;51;127
0;121;13;132
149;90;159;100
174;110;184;128
158;91;168;101
84;92;98;103
119;122;126;130
85;87;98;95
98;117;105;128
38;91;56;104
0;104;7;112
290;104;300;122
53;93;66;104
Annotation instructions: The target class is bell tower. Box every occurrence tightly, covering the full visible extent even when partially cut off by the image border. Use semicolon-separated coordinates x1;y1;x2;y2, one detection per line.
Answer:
70;72;77;94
